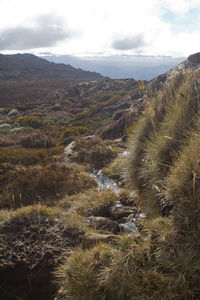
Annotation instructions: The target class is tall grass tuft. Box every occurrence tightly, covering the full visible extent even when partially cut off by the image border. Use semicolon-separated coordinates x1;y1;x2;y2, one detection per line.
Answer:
127;69;200;216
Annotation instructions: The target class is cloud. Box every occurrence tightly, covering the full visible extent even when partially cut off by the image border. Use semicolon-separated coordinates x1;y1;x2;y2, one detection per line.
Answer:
162;0;200;14
112;35;146;51
0;14;69;50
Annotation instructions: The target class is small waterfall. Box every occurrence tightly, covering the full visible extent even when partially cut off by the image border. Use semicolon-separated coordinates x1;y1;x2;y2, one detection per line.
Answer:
91;169;145;233
91;169;120;194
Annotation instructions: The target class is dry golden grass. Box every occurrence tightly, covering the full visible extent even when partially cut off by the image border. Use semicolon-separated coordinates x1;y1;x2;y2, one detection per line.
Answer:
127;69;200;216
0;163;97;209
59;188;117;217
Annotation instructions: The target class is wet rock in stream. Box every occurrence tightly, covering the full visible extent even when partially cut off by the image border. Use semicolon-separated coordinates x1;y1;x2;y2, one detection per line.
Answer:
86;216;120;234
110;206;137;221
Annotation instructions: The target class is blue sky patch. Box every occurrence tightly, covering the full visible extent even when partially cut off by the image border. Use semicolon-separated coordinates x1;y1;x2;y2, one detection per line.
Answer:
161;8;200;33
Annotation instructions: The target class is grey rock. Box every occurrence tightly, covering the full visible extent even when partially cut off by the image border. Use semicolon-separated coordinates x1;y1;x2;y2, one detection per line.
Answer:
7;109;20;117
87;216;120;233
110;206;137;220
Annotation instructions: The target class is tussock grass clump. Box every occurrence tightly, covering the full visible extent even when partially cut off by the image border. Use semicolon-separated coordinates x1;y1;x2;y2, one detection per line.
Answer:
0;205;84;300
0;163;97;208
56;243;116;300
102;155;125;180
55;233;173;300
60;188;117;217
56;216;200;300
72;137;116;169
127;69;200;216
164;116;200;228
120;67;200;299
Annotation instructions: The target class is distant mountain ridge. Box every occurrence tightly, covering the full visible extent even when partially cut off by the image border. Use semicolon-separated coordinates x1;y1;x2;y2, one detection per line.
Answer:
43;54;184;80
0;53;105;81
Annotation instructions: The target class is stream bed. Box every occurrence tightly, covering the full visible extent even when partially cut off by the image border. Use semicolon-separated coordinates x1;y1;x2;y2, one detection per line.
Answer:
91;169;144;233
64;143;145;233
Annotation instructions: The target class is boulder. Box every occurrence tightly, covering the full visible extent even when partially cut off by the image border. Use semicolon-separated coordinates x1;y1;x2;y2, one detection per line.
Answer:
86;216;120;233
110;206;137;221
7;108;20;117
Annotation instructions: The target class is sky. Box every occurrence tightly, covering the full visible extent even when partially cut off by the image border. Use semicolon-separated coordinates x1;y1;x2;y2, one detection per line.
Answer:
0;0;200;58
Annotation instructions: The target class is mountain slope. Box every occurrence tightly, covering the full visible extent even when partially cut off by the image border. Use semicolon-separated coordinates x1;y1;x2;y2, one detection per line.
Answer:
0;53;105;81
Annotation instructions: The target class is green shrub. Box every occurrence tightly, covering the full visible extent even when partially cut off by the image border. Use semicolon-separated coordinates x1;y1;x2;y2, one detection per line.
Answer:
15;116;43;128
60;126;88;140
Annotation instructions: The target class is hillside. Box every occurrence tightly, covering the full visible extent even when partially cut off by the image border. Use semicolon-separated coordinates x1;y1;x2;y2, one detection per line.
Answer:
1;53;200;299
0;53;105;81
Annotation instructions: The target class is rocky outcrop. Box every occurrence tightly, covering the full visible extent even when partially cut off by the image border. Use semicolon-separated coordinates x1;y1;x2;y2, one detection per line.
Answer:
147;52;200;98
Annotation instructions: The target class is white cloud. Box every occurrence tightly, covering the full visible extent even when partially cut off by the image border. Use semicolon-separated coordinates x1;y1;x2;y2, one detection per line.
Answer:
0;0;199;57
162;0;200;14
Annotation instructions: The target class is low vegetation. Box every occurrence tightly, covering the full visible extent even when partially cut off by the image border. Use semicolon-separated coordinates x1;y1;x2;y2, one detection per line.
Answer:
1;54;200;299
15;115;43;128
60;188;118;217
0;163;97;209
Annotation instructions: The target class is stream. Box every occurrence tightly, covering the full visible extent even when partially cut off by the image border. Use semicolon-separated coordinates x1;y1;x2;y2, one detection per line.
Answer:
64;143;145;233
91;169;144;233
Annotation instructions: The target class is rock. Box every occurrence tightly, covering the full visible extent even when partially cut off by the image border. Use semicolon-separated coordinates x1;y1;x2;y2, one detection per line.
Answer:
86;216;120;233
146;52;200;99
82;134;96;140
110;206;137;221
7;108;20;117
90;204;112;217
63;141;75;161
0;123;11;129
82;232;119;249
120;222;139;233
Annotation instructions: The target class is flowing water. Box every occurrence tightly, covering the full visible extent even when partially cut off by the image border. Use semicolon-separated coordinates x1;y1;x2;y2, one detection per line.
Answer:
64;142;144;233
91;169;145;233
91;170;120;194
